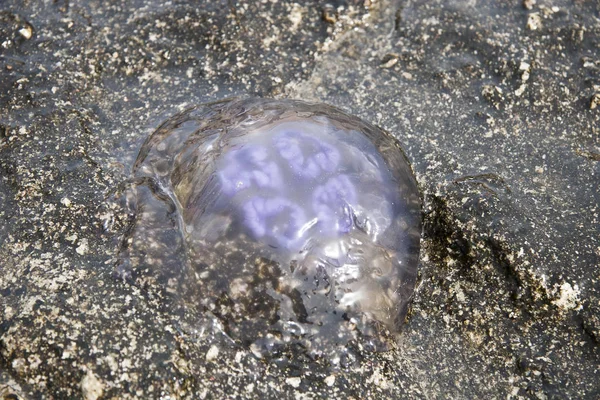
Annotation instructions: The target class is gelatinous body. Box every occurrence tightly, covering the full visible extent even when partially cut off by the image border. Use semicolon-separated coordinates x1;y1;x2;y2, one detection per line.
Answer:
119;98;421;359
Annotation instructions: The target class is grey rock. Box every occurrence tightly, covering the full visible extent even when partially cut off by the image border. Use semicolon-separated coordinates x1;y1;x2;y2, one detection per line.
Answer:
1;0;598;398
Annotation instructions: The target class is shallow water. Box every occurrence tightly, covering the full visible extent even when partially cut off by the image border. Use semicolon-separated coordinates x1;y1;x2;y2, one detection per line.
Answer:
110;97;421;363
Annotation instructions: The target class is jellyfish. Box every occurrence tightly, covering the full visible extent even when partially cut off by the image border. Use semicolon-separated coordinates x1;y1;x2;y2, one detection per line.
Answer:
115;97;422;360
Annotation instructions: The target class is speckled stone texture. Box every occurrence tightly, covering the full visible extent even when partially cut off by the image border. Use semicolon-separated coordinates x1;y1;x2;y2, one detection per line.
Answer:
0;0;599;399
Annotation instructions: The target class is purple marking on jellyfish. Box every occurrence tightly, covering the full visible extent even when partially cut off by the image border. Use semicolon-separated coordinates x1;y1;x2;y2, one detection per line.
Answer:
273;131;340;179
312;175;357;234
218;145;282;195
242;196;308;249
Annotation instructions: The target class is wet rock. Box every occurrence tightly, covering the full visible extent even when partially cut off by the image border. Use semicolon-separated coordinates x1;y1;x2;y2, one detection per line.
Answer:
0;0;598;398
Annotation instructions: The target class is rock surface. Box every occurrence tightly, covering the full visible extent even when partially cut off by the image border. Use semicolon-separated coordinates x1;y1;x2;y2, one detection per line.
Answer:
0;0;598;398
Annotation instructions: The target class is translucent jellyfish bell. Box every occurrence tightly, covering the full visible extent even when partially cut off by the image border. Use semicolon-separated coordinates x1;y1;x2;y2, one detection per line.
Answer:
117;97;422;360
